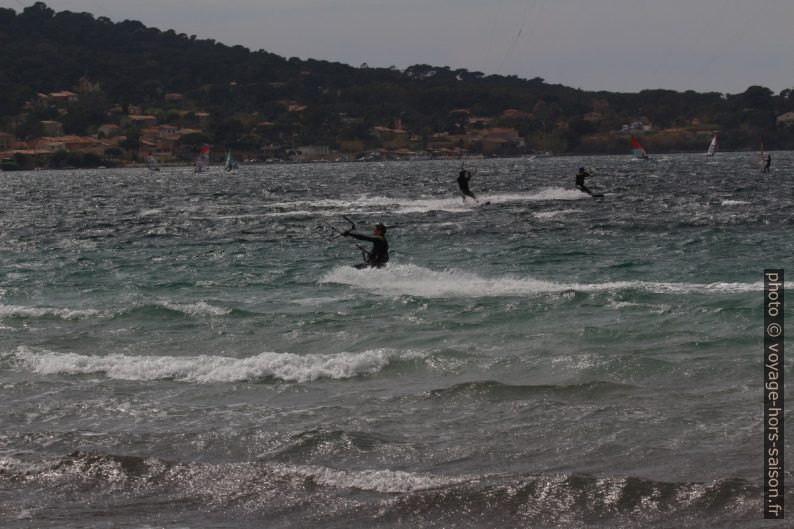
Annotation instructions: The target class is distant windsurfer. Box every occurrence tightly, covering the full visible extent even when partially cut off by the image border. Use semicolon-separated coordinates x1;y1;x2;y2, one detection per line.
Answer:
575;167;601;197
343;223;389;269
457;166;478;203
762;154;771;173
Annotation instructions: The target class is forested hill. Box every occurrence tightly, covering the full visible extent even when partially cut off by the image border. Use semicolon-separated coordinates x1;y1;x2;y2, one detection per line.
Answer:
2;2;793;155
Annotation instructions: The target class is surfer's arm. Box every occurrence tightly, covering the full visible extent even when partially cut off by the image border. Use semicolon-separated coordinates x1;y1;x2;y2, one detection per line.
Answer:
344;231;378;243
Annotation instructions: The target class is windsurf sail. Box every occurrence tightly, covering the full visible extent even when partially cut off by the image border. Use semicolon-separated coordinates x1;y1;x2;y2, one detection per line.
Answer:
224;150;238;171
630;136;648;159
146;152;160;171
706;134;717;156
760;141;765;164
194;145;210;173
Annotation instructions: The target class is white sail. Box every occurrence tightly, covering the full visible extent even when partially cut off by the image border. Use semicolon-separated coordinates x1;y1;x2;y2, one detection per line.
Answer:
224;150;238;171
706;134;717;156
147;153;160;171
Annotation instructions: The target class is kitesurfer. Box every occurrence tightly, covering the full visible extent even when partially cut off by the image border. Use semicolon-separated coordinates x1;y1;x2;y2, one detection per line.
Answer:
343;223;389;269
457;167;478;203
575;167;595;196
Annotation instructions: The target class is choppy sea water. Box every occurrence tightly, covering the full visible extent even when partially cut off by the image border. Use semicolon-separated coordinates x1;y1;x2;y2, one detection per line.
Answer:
0;153;792;528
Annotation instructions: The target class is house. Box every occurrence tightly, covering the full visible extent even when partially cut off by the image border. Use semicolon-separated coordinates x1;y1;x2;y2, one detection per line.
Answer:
30;135;109;155
480;128;520;142
467;116;494;127
159;134;182;154
0;132;15;151
40;121;64;136
294;145;331;160
98;124;120;138
261;143;286;160
158;124;178;137
371;126;408;139
60;135;108;154
502;109;533;120
139;127;162;143
121;115;158;128
777;112;794;126
178;128;203;137
425;132;455;150
481;137;512;154
48;91;79;104
583;112;603;123
479;128;525;153
138;125;182;155
164;93;184;102
30;137;67;153
37;91;79;105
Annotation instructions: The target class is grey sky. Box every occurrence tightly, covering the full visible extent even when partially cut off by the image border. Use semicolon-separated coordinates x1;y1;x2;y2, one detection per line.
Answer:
3;0;793;94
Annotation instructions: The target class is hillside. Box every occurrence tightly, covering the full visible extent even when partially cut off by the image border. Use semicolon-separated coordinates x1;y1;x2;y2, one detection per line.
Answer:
1;2;793;167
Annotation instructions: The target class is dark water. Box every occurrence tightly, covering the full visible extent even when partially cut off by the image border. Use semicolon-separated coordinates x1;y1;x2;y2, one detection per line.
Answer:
0;153;792;528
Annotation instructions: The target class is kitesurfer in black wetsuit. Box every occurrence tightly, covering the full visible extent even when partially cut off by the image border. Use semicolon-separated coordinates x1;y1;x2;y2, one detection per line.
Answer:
763;154;771;173
344;223;389;269
457;167;478;203
575;167;596;196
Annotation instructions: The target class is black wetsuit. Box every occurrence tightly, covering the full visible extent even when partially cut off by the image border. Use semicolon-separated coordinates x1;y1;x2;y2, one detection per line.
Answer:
575;170;594;196
347;232;389;269
457;170;477;200
763;155;771;173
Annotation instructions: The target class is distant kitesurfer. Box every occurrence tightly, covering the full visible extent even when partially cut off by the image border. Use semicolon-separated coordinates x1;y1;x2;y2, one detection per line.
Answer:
574;167;604;198
575;167;595;196
457;166;478;203
762;154;771;173
344;223;389;269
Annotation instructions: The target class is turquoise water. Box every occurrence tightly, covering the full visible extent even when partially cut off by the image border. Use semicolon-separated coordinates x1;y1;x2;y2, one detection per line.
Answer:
0;153;792;528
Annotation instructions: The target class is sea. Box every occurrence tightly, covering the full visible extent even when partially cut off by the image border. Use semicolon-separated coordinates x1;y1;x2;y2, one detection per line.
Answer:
1;153;792;528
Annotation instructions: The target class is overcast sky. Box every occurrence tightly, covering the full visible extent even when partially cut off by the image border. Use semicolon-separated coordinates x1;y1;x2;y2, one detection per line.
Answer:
3;0;792;94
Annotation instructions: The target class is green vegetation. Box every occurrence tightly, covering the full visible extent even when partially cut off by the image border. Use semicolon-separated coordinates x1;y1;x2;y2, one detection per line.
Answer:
1;2;793;167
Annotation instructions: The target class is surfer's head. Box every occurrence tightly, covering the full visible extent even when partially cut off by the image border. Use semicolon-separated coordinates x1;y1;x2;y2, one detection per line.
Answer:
373;223;386;236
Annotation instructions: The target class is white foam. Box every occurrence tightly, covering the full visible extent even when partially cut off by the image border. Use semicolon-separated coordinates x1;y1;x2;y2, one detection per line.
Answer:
159;301;231;317
608;301;672;314
276;464;465;493
14;346;425;383
720;200;749;206
0;456;59;475
56;238;97;250
263;188;588;216
0;303;99;320
320;264;760;298
534;209;581;220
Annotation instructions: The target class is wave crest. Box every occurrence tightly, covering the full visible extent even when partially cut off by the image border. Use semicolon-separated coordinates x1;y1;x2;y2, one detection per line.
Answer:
320;264;759;298
13;346;425;383
0;303;99;320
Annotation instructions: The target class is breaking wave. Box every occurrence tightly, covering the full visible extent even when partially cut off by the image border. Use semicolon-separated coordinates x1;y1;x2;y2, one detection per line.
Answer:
0;303;99;320
13;346;427;383
320;264;760;298
0;451;763;526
